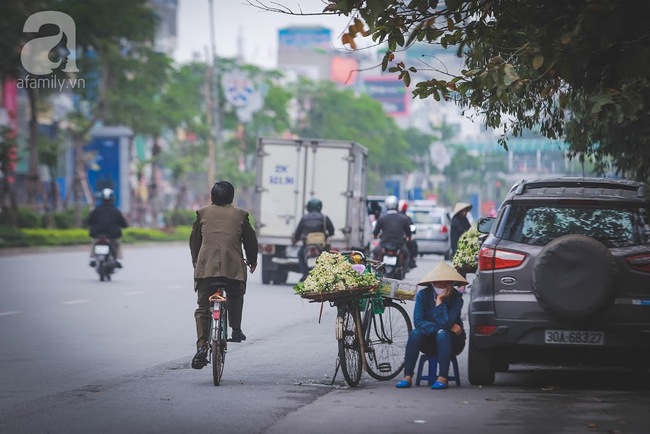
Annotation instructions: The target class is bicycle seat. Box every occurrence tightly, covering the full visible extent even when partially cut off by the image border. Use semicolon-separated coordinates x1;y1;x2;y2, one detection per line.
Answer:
208;277;235;291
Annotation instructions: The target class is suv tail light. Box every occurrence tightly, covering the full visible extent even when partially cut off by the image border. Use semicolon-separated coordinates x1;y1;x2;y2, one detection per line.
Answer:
479;247;526;270
440;225;449;234
626;254;650;273
474;325;497;336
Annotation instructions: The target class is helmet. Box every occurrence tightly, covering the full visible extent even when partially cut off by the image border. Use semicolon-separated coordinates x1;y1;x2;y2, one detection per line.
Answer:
306;198;322;212
398;199;408;213
101;188;115;203
384;195;399;210
211;180;235;205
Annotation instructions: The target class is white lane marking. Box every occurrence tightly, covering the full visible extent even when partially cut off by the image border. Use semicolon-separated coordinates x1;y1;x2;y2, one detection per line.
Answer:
124;290;145;296
0;311;22;317
62;299;90;305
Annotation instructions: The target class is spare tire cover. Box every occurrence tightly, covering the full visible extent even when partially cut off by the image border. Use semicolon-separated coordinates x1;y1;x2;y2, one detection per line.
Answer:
532;234;618;322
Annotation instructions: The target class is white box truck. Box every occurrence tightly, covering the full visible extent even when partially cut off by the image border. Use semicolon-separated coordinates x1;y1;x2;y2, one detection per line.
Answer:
253;137;371;285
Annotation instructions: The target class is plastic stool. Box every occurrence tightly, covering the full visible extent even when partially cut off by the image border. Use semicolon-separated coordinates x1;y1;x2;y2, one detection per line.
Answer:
415;354;461;387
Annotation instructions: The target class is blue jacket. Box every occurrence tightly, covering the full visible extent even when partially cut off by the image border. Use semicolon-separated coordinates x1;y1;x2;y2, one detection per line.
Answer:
413;286;464;336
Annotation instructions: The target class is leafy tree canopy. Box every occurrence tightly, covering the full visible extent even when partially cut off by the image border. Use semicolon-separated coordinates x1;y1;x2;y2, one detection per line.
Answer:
253;0;650;181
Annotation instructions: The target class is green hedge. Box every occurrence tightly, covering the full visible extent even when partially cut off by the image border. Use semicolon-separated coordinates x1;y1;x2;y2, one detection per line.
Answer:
0;207;91;229
0;225;193;249
164;209;196;226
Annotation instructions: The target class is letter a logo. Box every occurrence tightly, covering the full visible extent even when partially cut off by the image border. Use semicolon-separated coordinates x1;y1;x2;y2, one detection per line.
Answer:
21;11;79;75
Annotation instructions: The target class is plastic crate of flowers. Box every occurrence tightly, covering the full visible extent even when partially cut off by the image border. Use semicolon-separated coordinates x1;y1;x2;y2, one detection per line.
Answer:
293;251;379;302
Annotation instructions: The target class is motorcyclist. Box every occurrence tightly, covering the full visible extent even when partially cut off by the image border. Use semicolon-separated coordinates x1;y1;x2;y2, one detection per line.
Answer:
372;195;412;268
399;199;418;269
292;198;335;282
87;188;128;268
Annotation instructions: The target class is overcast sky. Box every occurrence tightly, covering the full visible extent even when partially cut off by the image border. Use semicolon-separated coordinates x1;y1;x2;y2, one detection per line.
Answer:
175;0;357;68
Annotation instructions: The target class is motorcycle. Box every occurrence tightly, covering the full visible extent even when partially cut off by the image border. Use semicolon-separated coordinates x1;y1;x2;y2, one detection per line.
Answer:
92;235;118;281
377;241;409;280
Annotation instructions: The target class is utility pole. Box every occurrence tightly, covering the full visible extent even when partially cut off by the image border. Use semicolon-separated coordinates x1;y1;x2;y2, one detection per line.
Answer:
207;0;222;188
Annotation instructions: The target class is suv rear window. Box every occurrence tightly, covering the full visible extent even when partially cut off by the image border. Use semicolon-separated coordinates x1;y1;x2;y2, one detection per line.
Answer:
500;204;650;247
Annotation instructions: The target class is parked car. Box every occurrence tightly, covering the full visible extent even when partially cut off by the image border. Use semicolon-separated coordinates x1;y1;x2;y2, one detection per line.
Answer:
468;177;650;385
407;204;452;259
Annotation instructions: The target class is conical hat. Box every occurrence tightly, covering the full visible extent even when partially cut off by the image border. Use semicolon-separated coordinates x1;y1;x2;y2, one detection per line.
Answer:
417;262;469;286
452;202;472;218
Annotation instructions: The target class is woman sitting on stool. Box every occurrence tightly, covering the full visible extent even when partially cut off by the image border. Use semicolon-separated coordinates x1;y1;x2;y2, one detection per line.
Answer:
395;262;467;390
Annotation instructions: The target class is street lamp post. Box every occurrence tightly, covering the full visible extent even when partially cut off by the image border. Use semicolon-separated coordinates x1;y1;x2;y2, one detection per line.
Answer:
207;0;222;188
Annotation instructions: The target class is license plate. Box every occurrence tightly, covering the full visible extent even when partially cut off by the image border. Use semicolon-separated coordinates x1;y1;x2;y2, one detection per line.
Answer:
544;329;604;345
383;256;397;266
286;246;300;257
94;245;110;255
307;257;317;267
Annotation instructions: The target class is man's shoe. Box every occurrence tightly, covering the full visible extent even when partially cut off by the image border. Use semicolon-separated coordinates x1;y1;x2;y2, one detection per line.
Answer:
410;262;417;269
115;261;123;269
89;260;96;267
191;347;208;369
228;330;246;343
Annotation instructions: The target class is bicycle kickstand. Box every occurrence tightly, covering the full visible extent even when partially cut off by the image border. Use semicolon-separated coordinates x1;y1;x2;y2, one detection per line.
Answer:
331;357;341;385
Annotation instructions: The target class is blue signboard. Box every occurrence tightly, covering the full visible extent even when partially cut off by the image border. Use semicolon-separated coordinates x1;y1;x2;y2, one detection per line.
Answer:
84;136;122;209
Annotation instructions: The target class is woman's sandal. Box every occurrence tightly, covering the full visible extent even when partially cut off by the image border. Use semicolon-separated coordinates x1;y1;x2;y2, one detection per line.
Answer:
431;380;448;390
395;380;412;388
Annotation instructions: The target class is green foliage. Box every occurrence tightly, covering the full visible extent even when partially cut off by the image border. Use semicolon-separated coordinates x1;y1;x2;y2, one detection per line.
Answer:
164;209;196;226
0;226;193;249
293;79;413;176
121;226;191;243
0;225;28;247
21;228;89;246
322;0;650;181
0;207;41;228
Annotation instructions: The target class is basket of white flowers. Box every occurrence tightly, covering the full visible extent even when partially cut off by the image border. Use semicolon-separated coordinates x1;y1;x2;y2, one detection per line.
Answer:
293;251;379;302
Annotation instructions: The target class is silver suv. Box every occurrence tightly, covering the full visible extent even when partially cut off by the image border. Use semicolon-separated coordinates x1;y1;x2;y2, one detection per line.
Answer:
468;177;650;385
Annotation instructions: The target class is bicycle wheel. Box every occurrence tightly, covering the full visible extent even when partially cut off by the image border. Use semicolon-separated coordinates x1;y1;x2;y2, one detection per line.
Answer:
212;303;227;386
364;299;412;381
337;302;363;387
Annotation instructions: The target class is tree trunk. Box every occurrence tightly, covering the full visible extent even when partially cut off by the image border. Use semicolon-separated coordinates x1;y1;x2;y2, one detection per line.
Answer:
0;176;18;226
26;86;41;206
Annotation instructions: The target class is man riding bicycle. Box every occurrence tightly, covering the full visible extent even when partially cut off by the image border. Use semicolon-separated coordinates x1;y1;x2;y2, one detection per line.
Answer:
189;181;258;369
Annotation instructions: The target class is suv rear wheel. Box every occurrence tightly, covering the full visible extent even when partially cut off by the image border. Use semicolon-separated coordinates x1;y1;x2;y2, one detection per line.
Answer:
468;337;495;385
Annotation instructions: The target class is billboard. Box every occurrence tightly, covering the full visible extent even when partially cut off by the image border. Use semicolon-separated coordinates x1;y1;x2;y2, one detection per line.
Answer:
278;26;331;49
363;76;409;116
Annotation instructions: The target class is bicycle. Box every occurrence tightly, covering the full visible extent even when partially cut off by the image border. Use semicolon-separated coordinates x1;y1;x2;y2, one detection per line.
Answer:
208;282;229;386
333;252;413;387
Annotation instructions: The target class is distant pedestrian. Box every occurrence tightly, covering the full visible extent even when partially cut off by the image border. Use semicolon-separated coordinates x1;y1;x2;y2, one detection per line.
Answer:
450;202;472;258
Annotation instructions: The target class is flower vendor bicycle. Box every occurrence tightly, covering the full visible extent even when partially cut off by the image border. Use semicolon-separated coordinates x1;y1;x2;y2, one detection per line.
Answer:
334;289;412;386
208;282;229;386
296;250;413;387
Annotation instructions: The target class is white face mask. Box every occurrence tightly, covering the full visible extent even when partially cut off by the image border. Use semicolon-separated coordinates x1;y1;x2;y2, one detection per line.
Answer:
433;285;447;295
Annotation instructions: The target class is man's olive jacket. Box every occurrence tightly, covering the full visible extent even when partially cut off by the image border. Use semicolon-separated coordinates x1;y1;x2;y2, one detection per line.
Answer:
189;204;258;281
